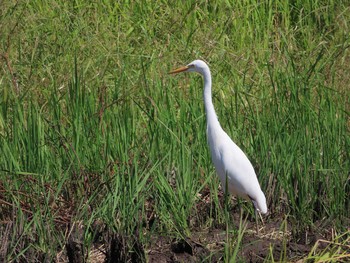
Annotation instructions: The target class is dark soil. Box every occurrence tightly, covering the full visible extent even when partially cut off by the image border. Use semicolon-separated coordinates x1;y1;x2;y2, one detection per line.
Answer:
56;215;331;263
145;217;322;263
0;185;342;263
54;195;334;263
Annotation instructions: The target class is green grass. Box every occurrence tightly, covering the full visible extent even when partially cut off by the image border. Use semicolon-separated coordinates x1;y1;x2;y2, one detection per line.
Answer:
1;0;349;261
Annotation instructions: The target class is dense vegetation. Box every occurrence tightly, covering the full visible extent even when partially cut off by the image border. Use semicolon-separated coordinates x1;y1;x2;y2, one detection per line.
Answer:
1;1;349;262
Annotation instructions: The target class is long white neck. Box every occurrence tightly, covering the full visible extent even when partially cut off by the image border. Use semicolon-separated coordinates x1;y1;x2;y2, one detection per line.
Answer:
202;68;221;129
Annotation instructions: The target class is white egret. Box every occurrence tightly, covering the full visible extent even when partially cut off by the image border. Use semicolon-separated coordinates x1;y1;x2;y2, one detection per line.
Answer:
169;60;268;218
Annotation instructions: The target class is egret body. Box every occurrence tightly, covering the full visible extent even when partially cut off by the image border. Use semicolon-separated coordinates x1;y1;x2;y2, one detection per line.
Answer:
169;60;267;215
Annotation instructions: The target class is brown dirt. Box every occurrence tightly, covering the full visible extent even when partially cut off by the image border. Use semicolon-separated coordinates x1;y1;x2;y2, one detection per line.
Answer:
1;181;345;263
145;217;320;263
67;216;332;263
54;205;335;263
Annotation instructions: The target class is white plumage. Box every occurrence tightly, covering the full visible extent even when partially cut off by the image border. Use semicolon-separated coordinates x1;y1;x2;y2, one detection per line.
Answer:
170;59;267;214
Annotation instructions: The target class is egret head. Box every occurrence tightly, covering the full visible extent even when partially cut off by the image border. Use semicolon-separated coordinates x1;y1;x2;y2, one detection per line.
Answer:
169;59;209;76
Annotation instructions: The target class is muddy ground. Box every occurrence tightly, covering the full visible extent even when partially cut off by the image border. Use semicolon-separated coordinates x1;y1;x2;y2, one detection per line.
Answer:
58;213;332;263
0;184;342;262
56;191;337;263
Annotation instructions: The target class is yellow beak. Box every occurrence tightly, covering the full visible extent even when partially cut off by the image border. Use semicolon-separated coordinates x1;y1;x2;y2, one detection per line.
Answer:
168;65;189;74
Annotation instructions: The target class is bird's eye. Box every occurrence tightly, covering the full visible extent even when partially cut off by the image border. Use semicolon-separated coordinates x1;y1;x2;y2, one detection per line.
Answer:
188;64;195;68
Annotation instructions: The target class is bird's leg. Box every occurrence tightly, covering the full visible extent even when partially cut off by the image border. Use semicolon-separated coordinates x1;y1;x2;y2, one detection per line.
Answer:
223;175;230;226
255;209;259;234
223;175;230;243
238;199;242;220
223;174;229;212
